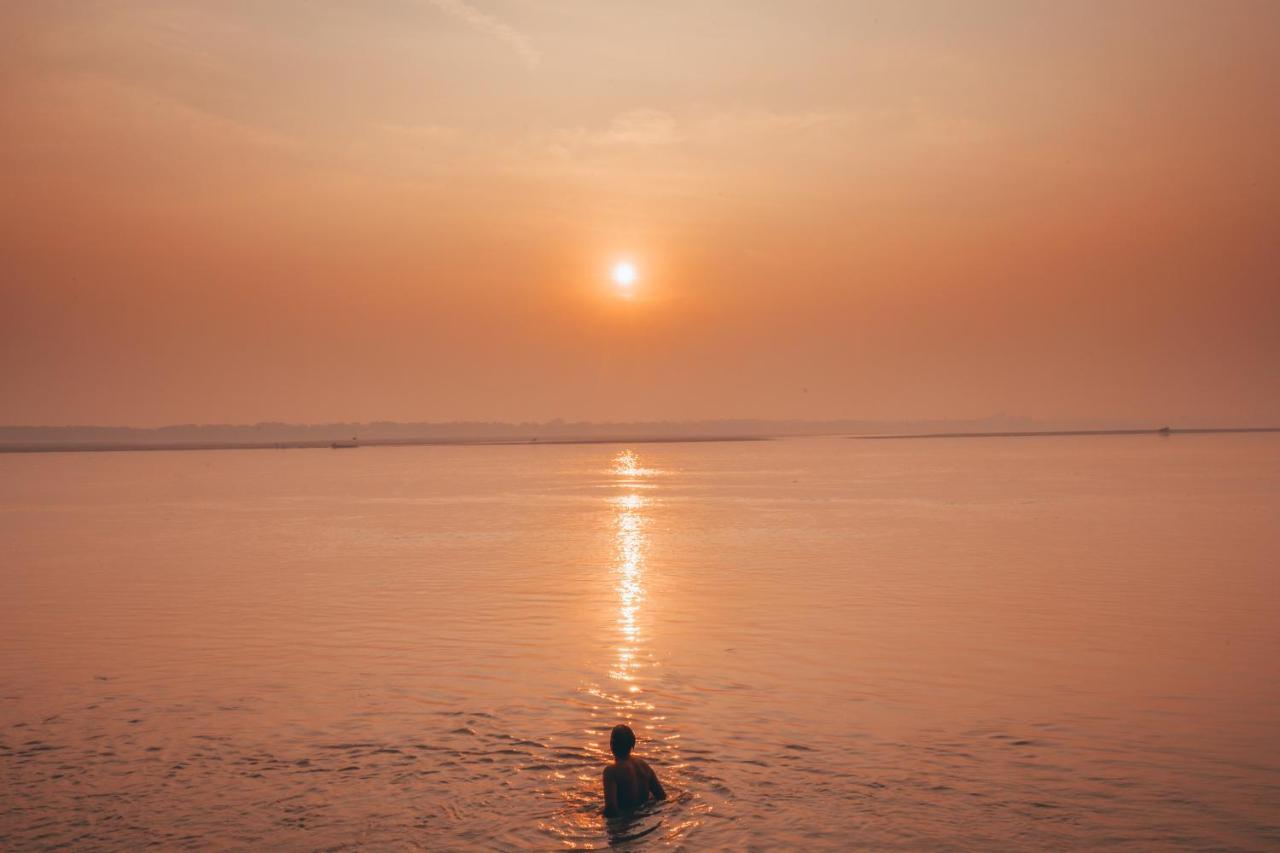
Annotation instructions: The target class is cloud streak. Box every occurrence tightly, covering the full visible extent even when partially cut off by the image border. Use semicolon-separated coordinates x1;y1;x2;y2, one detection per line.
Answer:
425;0;539;69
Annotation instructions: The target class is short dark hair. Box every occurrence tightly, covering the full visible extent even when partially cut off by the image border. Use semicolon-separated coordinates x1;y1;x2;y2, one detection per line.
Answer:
610;724;636;758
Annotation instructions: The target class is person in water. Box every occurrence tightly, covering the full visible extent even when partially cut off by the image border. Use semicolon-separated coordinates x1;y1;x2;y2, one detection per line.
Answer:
602;724;666;817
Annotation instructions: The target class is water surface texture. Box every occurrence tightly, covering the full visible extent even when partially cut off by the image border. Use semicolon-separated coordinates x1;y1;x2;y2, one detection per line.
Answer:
2;436;1278;849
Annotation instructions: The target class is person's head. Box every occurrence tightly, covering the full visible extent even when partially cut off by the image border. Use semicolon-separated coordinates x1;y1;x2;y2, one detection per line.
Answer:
610;724;636;759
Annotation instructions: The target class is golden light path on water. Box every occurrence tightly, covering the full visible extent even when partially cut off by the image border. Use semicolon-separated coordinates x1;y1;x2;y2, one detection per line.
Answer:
550;449;705;847
610;493;646;697
607;451;655;713
550;449;691;845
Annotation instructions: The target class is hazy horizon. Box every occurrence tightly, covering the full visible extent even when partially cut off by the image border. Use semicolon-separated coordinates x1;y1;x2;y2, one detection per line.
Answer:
4;1;1279;426
4;412;1274;439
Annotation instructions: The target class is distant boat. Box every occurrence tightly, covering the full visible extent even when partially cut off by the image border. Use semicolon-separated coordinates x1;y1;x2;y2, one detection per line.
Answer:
1158;426;1172;436
331;437;359;449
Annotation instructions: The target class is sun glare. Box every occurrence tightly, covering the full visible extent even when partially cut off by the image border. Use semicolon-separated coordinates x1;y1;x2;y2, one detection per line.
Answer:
611;261;638;293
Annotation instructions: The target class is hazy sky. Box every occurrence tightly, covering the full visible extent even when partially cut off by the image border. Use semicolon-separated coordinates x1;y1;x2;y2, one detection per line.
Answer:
3;1;1278;426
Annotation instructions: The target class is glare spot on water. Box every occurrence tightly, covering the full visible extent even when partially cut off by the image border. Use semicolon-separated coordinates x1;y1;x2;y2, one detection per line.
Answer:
611;450;658;480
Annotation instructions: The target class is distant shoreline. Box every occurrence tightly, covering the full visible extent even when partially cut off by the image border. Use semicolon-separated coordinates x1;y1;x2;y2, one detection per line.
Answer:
0;435;770;455
3;426;1278;455
855;427;1280;440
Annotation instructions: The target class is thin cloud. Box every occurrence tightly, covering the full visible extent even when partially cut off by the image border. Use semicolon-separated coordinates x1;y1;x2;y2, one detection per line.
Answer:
425;0;540;69
545;110;683;156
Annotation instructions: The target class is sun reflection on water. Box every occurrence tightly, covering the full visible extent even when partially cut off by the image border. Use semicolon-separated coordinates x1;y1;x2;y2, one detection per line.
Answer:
605;451;658;715
551;450;706;845
610;491;645;693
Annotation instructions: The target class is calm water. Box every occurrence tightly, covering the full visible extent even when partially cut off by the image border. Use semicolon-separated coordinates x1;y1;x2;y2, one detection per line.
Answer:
1;436;1278;850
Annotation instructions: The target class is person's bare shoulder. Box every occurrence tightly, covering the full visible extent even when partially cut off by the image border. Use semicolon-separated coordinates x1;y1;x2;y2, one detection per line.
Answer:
603;764;617;780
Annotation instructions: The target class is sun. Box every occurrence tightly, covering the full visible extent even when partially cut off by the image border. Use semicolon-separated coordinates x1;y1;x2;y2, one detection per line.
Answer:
611;261;638;292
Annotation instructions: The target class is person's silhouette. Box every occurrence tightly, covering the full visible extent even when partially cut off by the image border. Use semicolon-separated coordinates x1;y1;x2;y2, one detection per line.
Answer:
602;724;666;817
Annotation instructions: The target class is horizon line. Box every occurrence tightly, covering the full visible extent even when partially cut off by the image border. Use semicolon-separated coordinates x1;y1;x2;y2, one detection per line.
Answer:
2;415;1273;432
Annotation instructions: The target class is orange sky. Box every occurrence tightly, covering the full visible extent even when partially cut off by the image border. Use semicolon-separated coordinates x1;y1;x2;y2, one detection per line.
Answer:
2;1;1278;426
